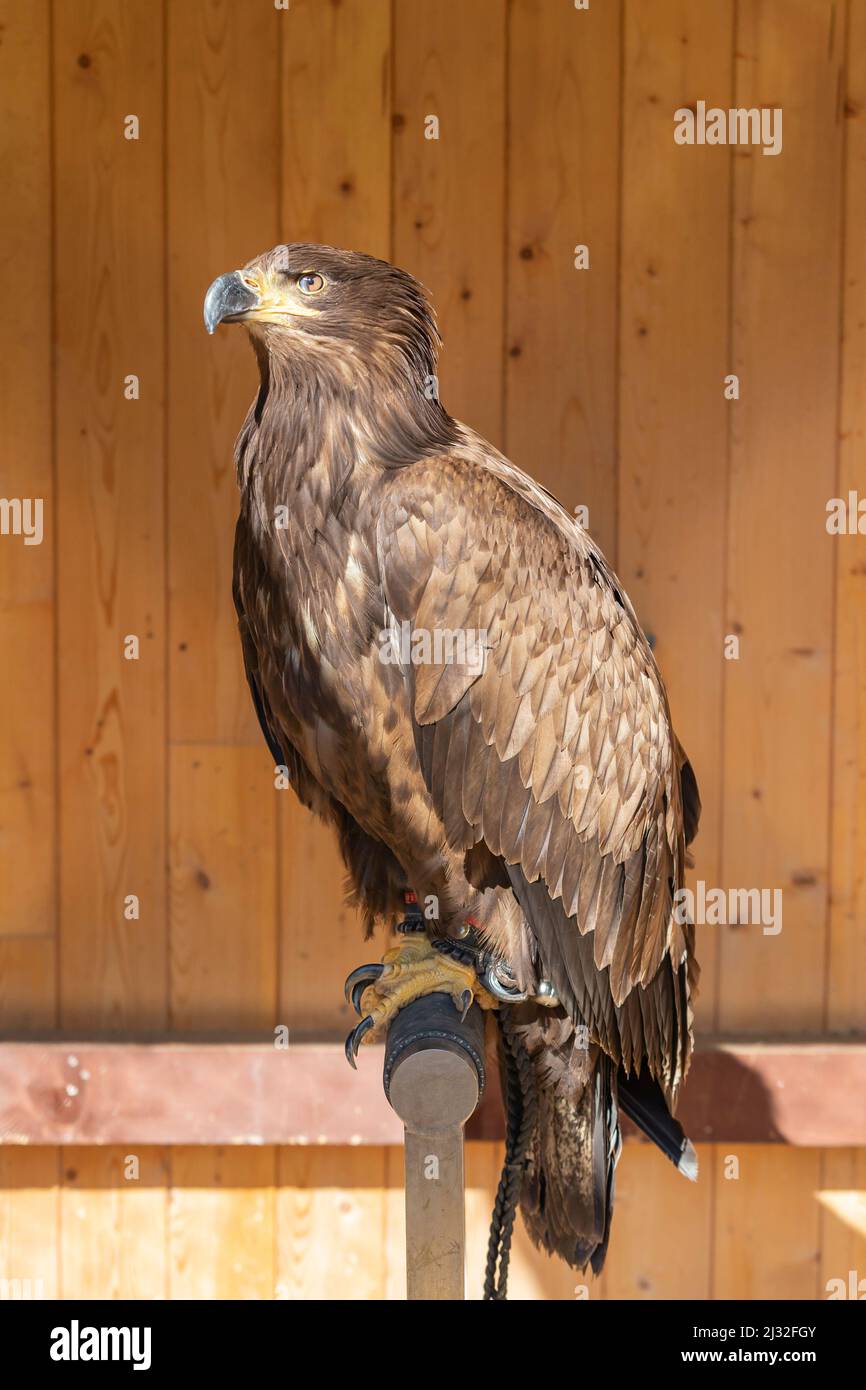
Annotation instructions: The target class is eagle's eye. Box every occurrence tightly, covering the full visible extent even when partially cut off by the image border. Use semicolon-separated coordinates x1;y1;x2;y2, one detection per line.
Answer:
298;272;326;295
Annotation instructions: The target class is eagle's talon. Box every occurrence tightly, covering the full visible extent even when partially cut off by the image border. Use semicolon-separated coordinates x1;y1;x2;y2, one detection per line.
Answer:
344;1015;374;1068
344;962;384;1009
350;980;369;1015
342;933;498;1066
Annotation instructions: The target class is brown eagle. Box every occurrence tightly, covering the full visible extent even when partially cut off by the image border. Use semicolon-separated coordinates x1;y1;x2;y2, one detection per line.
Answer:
205;243;700;1283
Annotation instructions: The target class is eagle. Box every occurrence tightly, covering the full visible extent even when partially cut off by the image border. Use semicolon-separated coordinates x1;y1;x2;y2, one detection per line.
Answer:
204;243;701;1288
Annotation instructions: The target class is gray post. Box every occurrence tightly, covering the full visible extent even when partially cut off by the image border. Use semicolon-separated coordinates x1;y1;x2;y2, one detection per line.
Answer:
384;992;486;1300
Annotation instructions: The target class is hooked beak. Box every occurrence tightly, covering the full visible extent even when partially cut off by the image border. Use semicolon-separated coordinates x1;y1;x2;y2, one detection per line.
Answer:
203;271;260;334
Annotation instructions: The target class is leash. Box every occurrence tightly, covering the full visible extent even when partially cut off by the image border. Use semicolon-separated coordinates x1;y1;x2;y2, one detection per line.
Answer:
483;1006;536;1301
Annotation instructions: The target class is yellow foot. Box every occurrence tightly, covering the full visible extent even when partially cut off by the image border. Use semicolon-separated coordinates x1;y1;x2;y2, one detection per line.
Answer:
343;934;497;1066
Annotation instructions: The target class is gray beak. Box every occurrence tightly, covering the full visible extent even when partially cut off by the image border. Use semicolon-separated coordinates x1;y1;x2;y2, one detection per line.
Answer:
203;271;259;334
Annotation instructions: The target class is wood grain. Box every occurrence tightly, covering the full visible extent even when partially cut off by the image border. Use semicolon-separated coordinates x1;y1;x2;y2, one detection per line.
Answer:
281;0;391;259
713;1144;822;1298
169;1146;275;1300
506;0;621;559
0;0;55;944
0;941;56;1033
718;0;844;1030
3;1038;864;1145
828;0;866;1030
53;0;167;1030
167;0;280;745
277;1146;387;1300
0;1147;59;1299
279;800;369;1036
818;1148;866;1298
393;0;506;447
603;1142;713;1299
170;747;277;1032
618;0;734;1029
60;1147;166;1300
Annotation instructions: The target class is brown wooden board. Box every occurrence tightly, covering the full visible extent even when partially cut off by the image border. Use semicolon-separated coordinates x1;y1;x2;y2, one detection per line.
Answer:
718;0;844;1032
1;1038;863;1147
506;0;621;560
53;0;168;1032
618;0;734;1029
828;0;866;1031
169;747;277;1033
0;0;55;947
169;1146;275;1299
167;0;280;745
393;0;506;447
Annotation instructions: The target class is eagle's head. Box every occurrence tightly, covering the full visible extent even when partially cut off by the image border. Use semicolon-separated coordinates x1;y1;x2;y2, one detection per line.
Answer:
204;242;442;389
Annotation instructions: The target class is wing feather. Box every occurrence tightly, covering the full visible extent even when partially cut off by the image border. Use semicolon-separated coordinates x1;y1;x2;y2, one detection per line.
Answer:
379;449;699;1095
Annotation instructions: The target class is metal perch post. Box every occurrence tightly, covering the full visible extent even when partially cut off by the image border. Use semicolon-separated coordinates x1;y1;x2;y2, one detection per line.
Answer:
383;992;486;1300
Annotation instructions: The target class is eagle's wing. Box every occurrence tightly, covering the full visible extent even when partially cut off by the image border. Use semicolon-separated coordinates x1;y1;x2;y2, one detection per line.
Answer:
378;450;699;1096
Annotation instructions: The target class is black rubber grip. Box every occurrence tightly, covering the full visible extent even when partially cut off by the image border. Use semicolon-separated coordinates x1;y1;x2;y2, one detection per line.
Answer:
383;992;486;1101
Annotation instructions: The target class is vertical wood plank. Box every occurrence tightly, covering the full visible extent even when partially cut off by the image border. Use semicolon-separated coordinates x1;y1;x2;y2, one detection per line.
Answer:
507;0;621;558
619;0;734;1030
53;0;167;1030
828;0;866;1030
0;940;56;1033
0;0;55;941
464;1140;499;1300
714;1145;821;1298
169;1147;275;1300
819;1148;866;1298
277;0;393;1032
603;1143;713;1299
170;747;277;1032
167;0;280;745
382;1146;405;1300
0;1149;59;1299
276;1146;387;1300
281;0;391;258
60;1147;166;1300
719;0;844;1030
278;806;365;1036
393;0;506;445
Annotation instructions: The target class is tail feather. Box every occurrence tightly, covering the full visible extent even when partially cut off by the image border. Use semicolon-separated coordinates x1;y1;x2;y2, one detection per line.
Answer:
617;1066;698;1179
504;1011;697;1274
505;1010;619;1274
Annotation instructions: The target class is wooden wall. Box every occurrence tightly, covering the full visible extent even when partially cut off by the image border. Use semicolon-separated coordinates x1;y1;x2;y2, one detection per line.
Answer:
0;0;864;1300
